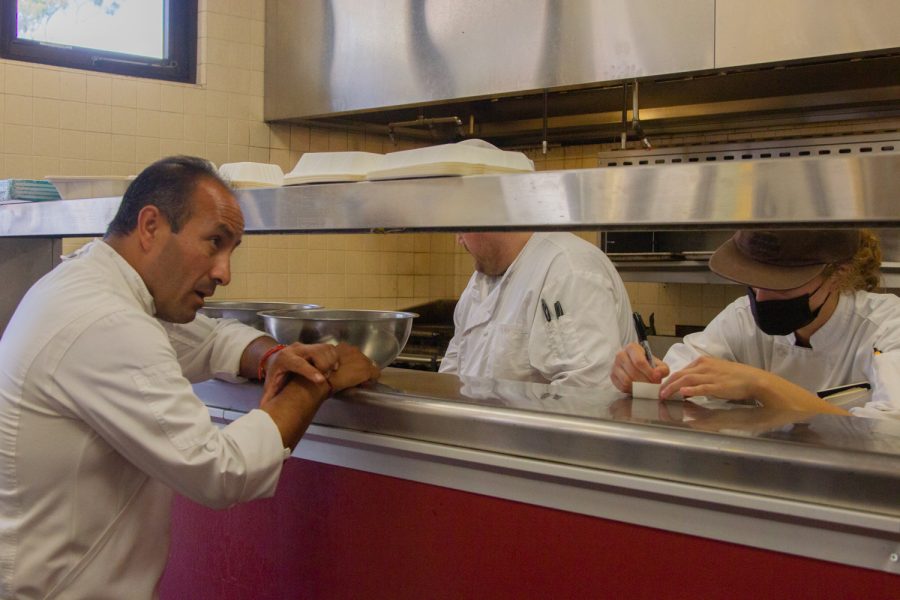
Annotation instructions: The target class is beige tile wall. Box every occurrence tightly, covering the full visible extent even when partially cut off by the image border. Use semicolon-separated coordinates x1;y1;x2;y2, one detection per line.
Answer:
626;282;747;336
211;232;465;311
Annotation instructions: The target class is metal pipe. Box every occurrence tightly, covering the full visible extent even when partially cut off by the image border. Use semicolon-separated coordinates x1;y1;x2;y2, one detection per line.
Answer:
387;115;463;129
542;89;549;155
632;79;653;149
632;79;640;122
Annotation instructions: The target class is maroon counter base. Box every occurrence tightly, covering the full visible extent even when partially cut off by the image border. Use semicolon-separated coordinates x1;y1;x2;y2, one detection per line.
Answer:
160;458;897;600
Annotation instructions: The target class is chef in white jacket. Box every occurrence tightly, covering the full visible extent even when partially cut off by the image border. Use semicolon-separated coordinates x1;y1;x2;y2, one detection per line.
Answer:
611;229;900;419
0;156;378;599
441;231;636;389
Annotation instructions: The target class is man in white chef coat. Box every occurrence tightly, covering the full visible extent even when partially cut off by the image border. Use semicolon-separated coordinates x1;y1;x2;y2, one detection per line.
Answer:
440;231;636;389
0;156;379;599
611;229;900;419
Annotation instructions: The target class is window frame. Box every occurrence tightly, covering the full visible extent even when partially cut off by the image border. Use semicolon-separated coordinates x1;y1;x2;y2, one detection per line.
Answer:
0;0;197;83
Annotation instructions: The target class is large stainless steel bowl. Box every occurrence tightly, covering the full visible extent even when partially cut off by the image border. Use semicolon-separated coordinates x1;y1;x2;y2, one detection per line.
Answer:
199;301;321;331
258;309;418;368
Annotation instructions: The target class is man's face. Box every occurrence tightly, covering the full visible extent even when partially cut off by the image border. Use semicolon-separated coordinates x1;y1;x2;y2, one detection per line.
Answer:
149;178;244;323
457;233;509;276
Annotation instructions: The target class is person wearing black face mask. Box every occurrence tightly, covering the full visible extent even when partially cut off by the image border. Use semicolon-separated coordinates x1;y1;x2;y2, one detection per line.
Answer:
610;229;900;418
746;279;828;336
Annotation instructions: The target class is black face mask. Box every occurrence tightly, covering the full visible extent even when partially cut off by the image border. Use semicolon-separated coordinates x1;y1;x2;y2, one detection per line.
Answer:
747;282;827;336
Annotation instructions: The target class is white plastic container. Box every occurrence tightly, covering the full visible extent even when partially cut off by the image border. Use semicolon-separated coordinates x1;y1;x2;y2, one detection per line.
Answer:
46;176;135;200
366;139;535;180
283;152;385;185
218;162;284;188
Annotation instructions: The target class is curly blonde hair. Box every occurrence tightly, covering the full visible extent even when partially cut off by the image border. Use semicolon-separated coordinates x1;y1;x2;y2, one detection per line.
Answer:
822;230;882;292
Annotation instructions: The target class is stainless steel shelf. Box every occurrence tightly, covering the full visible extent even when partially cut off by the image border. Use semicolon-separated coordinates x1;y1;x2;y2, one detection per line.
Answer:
615;259;900;287
2;153;899;237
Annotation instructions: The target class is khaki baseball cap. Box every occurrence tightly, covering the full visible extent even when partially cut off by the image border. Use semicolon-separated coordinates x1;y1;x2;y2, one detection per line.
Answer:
709;229;860;290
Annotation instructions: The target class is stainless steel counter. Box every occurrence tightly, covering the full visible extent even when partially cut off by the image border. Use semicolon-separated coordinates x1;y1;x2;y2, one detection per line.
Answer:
195;368;900;574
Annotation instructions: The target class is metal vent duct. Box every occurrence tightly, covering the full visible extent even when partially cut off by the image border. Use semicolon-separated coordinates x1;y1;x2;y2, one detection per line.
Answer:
596;133;900;167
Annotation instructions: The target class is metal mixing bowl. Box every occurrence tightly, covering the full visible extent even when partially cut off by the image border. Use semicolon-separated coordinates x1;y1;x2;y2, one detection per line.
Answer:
199;301;321;331
258;309;418;368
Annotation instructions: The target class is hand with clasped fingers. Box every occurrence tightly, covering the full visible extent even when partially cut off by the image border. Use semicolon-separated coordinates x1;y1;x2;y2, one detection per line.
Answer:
261;342;379;403
259;343;380;450
261;342;340;402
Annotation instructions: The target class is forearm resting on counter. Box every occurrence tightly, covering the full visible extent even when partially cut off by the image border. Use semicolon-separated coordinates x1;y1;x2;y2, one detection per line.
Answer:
259;376;332;450
754;372;850;416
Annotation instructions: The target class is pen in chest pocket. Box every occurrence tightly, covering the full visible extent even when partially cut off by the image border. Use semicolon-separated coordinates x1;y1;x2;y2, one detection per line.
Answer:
541;298;552;322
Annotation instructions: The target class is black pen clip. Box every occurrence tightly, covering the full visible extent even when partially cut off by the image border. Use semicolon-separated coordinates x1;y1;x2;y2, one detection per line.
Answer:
541;298;552;322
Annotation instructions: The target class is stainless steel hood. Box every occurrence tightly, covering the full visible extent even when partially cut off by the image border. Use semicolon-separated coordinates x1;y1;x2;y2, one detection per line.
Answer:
265;1;900;146
265;0;715;119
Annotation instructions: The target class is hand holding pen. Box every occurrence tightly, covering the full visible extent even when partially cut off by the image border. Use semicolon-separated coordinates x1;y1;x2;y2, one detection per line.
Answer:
610;314;670;393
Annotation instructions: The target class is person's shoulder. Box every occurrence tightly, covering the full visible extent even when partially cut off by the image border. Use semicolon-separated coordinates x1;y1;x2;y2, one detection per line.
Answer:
705;293;755;333
850;290;900;325
64;304;171;370
17;258;139;332
848;289;900;313
845;291;900;353
725;292;751;310
65;295;163;349
536;232;612;268
537;232;598;252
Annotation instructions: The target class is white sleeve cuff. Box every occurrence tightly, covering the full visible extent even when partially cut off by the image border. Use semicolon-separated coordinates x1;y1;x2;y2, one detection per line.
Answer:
211;322;271;383
221;409;287;500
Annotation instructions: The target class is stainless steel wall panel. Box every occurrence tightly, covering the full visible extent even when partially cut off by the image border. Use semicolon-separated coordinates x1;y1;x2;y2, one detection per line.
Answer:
716;0;900;68
0;238;60;335
265;0;715;120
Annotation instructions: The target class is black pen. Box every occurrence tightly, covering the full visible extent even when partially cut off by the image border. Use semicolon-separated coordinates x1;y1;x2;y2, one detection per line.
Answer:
541;299;552;322
816;381;870;399
632;312;655;366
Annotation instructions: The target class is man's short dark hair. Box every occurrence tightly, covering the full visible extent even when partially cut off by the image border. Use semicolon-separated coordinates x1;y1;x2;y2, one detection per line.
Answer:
105;156;231;237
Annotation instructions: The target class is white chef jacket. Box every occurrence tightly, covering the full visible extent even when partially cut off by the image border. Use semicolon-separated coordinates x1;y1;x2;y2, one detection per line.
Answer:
664;291;900;419
440;233;636;389
0;240;287;599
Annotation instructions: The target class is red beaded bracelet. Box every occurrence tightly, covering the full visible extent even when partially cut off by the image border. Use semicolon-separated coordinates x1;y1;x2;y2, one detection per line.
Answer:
257;344;286;381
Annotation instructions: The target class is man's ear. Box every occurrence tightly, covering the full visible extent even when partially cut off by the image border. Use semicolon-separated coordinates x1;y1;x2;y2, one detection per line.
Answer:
136;205;165;252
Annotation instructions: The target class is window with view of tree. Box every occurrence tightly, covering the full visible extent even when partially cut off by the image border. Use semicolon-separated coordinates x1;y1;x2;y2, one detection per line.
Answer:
0;0;196;83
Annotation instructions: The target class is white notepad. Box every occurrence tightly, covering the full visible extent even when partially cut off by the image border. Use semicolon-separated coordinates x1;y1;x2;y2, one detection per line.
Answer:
632;381;684;401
